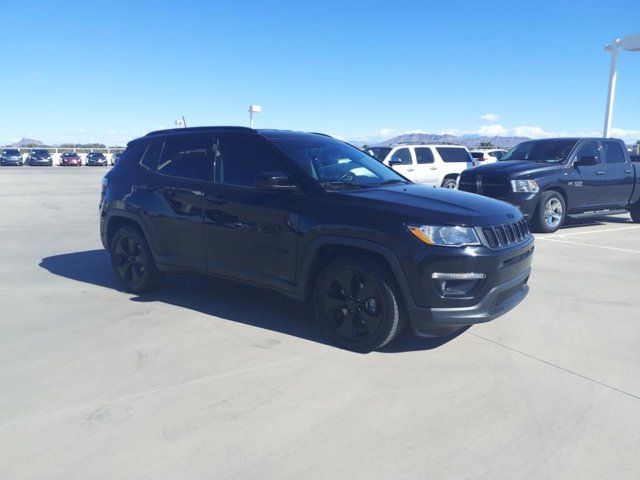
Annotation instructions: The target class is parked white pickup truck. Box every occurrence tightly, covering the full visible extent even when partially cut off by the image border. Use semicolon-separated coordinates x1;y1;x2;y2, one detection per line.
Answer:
365;144;474;188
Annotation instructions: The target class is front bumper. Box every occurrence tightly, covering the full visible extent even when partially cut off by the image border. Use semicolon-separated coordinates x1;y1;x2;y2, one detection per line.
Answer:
401;237;534;337
501;193;539;218
1;159;23;165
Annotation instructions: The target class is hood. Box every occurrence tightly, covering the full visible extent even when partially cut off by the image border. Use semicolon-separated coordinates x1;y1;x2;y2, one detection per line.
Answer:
336;183;520;227
467;160;563;178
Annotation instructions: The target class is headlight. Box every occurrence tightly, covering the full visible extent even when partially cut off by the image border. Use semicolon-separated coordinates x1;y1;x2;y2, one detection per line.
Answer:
511;179;539;193
407;224;481;247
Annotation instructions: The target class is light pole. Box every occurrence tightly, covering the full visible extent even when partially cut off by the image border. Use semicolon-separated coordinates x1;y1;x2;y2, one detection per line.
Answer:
603;33;640;138
249;105;262;128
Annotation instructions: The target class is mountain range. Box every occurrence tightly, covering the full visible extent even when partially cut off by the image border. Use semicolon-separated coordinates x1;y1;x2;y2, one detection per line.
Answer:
365;133;530;149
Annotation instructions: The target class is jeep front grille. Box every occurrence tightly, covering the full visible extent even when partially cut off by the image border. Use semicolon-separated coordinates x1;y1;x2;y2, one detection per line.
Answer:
479;219;531;249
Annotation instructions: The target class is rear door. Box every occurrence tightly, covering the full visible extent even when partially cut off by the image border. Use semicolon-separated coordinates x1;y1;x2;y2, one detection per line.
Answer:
602;140;635;207
142;138;211;271
202;134;300;289
385;147;416;181
413;147;439;186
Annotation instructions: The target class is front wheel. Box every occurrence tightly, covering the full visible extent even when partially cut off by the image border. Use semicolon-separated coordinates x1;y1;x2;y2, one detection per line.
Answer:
313;256;404;352
531;191;566;233
110;226;163;293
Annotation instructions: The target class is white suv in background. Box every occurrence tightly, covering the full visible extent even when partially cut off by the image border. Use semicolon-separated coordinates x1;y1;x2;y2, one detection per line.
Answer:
365;144;473;188
469;148;507;165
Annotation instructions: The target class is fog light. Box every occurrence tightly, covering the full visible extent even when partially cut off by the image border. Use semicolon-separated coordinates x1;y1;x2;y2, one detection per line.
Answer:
432;272;486;297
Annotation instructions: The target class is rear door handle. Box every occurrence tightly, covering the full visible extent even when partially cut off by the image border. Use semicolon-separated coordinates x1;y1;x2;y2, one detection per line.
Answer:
429;166;437;170
205;193;227;204
596;171;605;175
625;169;633;174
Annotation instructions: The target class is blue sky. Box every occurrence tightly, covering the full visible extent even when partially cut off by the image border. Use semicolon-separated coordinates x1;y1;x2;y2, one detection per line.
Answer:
1;0;639;145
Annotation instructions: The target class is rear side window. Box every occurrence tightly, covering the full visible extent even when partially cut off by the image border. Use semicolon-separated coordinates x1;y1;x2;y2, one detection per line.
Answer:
157;140;212;181
415;148;434;164
437;147;471;162
140;142;161;170
471;152;483;159
214;140;284;187
603;141;626;164
118;143;147;167
389;148;412;165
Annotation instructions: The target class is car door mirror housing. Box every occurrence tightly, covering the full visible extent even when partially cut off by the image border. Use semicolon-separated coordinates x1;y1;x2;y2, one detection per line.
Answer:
575;155;598;167
255;172;298;191
388;159;402;166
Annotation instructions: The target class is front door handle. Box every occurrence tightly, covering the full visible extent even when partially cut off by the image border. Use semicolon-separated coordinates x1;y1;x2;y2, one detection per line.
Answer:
595;171;605;175
429;166;437;170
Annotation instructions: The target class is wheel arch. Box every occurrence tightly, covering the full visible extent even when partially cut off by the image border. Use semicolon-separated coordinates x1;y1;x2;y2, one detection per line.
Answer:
298;237;414;306
105;211;156;256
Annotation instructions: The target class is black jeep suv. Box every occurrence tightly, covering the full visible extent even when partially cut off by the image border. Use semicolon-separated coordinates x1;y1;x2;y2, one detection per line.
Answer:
100;127;534;352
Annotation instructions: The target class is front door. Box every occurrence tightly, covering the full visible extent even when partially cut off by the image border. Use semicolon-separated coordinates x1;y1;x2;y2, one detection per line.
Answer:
202;136;300;289
386;147;415;181
565;141;609;210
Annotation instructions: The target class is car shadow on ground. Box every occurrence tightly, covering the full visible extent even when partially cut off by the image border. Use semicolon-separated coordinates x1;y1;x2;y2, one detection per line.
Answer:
39;250;460;353
559;214;631;230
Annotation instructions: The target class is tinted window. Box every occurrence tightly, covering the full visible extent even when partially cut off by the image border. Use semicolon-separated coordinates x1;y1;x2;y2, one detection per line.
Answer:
389;148;412;165
493;151;505;159
502;140;577;163
4;149;20;156
157;140;211;181
140;142;161;170
575;142;600;164
631;155;640;163
437;147;471;163
471;152;484;159
118;143;148;168
215;140;284;187
415;147;434;164
603;141;626;164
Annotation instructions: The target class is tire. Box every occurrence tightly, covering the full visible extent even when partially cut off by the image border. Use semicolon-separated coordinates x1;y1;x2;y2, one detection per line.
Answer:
441;177;457;189
110;225;163;293
630;202;640;223
313;256;404;352
531;191;566;233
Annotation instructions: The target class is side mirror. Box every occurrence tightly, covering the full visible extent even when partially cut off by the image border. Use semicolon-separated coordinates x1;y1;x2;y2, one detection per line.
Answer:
255;171;298;191
575;155;598;167
388;159;402;166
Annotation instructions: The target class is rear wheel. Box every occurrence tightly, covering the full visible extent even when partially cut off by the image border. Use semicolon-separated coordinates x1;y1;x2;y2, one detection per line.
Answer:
441;177;457;189
532;191;566;233
313;256;404;352
110;226;163;293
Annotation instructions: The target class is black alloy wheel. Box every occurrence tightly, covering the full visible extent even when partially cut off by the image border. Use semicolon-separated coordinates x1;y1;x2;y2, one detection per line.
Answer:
314;257;403;352
110;226;163;293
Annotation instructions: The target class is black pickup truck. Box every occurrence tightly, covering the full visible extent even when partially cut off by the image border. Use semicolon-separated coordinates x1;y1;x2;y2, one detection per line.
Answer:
459;138;640;232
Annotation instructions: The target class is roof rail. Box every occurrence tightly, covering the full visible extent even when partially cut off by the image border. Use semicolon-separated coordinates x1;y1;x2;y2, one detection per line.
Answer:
145;126;255;137
387;141;463;146
308;132;334;138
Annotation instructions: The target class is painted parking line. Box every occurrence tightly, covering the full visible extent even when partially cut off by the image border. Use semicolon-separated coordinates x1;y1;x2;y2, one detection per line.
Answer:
545;225;640;238
535;236;640;254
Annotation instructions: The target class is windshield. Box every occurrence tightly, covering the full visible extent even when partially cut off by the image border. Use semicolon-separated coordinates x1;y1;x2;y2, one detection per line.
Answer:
365;147;392;161
89;153;105;158
63;153;78;157
273;136;408;189
437;147;472;163
4;149;20;156
32;149;49;157
501;140;578;163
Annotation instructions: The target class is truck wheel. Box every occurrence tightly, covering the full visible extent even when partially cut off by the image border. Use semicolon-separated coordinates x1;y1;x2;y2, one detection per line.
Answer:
630;202;640;223
110;225;163;293
441;177;457;189
532;191;566;233
313;256;404;352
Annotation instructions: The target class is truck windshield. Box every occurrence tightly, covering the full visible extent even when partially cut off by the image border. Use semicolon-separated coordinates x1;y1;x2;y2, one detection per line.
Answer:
501;140;578;163
273;136;408;189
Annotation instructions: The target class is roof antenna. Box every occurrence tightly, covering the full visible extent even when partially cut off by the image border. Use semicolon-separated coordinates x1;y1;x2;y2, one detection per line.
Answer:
175;115;187;128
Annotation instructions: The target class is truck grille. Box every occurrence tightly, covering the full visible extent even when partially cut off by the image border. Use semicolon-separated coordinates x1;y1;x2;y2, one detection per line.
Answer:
459;173;511;198
479;219;531;249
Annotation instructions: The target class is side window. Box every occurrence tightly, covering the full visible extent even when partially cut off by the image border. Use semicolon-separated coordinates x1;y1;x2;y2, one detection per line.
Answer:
493;151;505;159
118;143;147;167
575;142;601;164
603;141;626;164
389;148;412;165
140;142;161;170
157;140;212;181
214;140;286;187
415;147;434;164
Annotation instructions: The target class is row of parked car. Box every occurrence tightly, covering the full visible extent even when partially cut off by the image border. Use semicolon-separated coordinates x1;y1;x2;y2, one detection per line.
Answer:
0;148;124;167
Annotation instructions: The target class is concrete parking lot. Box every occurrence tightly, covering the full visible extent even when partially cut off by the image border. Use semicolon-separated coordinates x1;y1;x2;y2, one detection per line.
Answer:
1;167;639;479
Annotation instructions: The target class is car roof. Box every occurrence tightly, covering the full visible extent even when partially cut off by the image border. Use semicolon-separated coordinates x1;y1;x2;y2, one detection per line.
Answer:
137;127;332;144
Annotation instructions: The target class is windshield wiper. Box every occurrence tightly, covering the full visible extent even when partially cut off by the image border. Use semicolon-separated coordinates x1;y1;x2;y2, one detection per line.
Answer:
319;181;369;189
